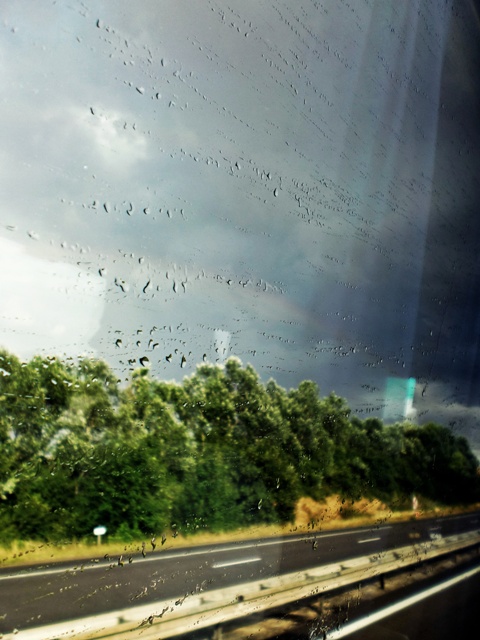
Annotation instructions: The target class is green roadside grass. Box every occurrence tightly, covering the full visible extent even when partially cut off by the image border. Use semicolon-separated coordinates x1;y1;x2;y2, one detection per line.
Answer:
1;500;478;570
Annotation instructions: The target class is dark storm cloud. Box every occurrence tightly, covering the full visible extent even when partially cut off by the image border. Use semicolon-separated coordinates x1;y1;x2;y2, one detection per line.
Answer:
305;1;454;400
412;0;480;414
1;0;479;449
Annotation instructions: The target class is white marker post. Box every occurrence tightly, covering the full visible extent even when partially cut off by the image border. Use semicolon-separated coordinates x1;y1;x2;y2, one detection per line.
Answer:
93;525;107;545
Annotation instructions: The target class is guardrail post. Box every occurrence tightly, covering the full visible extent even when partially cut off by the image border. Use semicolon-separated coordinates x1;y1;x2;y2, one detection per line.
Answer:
212;623;223;640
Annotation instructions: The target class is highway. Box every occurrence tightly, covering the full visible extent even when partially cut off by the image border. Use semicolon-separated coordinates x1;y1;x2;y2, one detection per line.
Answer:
0;511;479;635
324;562;480;639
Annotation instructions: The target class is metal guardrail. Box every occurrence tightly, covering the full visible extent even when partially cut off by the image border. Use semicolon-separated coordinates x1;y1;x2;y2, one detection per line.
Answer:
4;529;480;640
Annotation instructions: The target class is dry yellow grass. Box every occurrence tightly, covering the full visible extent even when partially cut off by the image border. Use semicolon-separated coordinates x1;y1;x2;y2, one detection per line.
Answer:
294;495;390;527
1;496;478;570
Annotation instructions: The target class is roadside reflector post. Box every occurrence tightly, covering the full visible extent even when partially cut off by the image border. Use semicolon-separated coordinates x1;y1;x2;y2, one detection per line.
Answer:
93;525;107;545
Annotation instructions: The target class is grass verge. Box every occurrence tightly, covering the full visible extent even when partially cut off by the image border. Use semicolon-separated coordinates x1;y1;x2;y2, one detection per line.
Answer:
1;496;478;570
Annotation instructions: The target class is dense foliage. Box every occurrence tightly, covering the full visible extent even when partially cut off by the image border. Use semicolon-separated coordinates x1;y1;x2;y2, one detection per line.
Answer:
0;350;478;543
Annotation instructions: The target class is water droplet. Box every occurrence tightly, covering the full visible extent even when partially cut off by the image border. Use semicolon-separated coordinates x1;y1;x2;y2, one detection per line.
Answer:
273;188;279;197
181;355;187;368
115;339;122;348
139;356;150;367
136;86;145;95
166;354;172;363
114;277;129;293
257;499;263;510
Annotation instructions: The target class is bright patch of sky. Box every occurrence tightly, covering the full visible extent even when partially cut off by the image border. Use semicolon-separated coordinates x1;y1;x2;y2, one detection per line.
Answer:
0;236;105;360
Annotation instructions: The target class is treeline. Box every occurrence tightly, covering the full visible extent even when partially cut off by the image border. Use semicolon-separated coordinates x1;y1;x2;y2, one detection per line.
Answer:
0;350;479;543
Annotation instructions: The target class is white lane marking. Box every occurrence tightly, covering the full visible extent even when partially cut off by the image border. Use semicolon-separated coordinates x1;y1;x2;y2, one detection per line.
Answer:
0;527;393;581
443;513;477;522
323;564;480;639
212;557;261;569
357;537;381;543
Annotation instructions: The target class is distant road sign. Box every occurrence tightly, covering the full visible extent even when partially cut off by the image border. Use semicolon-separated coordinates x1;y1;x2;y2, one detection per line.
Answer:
93;526;107;536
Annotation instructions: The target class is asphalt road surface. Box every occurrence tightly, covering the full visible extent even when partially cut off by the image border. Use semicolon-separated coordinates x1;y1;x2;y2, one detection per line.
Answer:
322;563;480;639
0;512;479;634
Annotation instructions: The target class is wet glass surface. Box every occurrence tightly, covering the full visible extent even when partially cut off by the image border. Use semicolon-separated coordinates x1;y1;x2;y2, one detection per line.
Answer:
1;1;479;638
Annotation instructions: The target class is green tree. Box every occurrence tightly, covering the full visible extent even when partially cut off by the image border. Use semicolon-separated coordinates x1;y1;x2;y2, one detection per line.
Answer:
225;358;299;523
178;446;242;532
320;392;364;497
282;380;334;499
0;350;49;463
351;416;405;502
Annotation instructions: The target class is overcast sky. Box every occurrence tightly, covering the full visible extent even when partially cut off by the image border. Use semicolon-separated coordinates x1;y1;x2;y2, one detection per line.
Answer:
1;0;480;451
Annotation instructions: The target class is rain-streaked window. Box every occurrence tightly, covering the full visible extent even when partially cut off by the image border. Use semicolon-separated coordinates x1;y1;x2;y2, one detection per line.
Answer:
1;1;480;638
